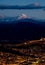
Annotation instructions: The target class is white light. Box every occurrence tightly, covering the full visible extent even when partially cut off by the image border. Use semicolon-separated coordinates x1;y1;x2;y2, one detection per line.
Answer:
24;42;27;45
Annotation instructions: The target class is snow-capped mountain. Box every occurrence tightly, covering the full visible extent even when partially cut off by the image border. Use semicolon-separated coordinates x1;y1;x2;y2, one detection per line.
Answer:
0;14;30;22
0;13;45;23
32;2;40;7
26;2;40;7
17;14;28;20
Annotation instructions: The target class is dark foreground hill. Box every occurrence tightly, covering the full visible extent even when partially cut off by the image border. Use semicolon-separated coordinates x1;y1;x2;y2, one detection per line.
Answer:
0;19;45;43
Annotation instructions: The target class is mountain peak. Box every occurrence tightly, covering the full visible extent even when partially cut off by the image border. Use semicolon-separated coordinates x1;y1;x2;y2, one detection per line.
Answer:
27;2;40;7
33;2;40;6
17;14;28;20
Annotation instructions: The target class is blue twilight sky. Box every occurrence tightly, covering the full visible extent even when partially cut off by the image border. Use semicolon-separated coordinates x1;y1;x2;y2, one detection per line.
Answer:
0;0;45;19
0;0;45;6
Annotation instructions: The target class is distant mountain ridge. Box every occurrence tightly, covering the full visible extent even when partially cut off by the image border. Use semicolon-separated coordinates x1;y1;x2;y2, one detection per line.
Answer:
0;14;45;23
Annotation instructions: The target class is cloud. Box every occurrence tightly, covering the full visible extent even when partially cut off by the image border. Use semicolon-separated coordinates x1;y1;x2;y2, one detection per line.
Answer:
0;3;45;9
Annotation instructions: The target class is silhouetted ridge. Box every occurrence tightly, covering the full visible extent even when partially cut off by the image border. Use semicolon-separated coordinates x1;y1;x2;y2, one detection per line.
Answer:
0;20;45;43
